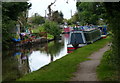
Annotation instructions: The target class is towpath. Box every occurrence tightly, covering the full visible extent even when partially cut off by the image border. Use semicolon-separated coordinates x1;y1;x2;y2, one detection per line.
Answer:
70;43;110;81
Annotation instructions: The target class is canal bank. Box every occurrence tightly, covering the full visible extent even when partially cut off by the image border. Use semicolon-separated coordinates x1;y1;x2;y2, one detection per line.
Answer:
16;37;110;81
2;34;69;82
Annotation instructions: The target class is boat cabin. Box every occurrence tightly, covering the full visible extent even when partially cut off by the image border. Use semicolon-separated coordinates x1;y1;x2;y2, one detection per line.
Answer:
68;26;101;47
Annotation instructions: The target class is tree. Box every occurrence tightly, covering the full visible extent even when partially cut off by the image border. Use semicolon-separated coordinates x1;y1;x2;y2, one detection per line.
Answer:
59;11;64;19
17;11;29;32
103;2;120;68
31;13;45;25
2;2;31;49
43;21;61;39
51;11;64;24
67;12;79;25
76;2;106;25
47;0;56;20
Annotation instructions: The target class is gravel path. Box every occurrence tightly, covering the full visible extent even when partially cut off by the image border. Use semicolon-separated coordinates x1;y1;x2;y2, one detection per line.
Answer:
70;44;110;81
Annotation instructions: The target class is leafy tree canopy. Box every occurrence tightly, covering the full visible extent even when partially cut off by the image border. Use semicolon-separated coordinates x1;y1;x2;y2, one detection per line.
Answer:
31;13;45;25
2;2;31;49
76;2;106;25
103;2;120;67
2;2;31;21
43;21;61;39
51;11;64;24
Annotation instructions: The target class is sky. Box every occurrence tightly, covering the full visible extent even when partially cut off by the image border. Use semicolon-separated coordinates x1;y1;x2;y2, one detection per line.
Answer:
28;0;77;19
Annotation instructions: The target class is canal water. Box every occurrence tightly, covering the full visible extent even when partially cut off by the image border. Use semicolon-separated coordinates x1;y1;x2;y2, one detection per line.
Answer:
2;34;70;81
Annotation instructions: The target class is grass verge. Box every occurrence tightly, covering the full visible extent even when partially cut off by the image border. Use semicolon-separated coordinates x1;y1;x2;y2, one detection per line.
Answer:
17;37;110;81
97;50;119;81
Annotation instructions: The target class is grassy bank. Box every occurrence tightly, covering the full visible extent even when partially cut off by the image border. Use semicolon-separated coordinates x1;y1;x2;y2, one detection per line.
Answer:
97;50;119;81
17;37;110;81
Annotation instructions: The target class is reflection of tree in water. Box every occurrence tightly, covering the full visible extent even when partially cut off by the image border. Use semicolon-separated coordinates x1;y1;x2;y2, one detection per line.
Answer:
2;40;64;81
27;40;64;58
25;42;48;54
26;40;64;62
2;48;31;82
2;50;20;81
46;40;64;62
28;40;64;62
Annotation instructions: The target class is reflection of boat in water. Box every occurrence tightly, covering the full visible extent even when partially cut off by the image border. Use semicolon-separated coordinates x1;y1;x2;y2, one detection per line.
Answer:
68;26;101;48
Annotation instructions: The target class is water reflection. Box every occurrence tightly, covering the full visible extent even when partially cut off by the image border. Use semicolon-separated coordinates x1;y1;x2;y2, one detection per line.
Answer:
28;40;64;72
2;34;69;81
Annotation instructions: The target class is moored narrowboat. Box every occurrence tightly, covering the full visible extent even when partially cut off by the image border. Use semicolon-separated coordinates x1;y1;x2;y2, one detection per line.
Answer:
68;26;101;47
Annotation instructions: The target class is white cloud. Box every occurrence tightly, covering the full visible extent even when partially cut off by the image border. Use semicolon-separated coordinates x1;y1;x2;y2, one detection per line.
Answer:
28;0;77;19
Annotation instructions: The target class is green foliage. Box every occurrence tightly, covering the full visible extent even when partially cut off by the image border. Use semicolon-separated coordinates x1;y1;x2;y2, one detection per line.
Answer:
2;20;16;44
66;19;72;25
12;34;20;39
103;2;120;67
31;14;45;25
59;11;64;18
47;34;54;39
67;13;79;25
17;37;110;81
51;11;64;24
2;50;29;81
97;50;119;81
32;25;45;33
2;2;30;21
17;11;29;30
2;2;31;49
46;41;64;57
91;3;120;80
43;21;61;39
76;2;106;25
32;25;54;39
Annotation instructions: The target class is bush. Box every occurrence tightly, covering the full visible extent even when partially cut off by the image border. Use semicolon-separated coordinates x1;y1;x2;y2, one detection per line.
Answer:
97;50;119;81
31;16;45;25
43;21;61;39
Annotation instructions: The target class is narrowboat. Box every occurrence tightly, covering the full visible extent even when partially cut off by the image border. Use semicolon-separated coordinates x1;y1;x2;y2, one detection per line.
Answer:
98;25;107;38
68;26;101;47
63;25;70;33
12;32;47;46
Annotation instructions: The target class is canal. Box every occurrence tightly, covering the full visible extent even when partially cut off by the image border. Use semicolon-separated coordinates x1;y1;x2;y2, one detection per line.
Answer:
2;34;70;81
